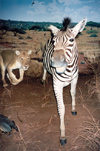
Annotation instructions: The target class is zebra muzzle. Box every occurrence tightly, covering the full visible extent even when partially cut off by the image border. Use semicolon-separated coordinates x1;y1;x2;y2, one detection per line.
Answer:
56;66;66;74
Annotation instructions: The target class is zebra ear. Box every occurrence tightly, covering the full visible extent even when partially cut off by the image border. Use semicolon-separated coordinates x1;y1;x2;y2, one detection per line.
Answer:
48;25;60;35
72;18;87;37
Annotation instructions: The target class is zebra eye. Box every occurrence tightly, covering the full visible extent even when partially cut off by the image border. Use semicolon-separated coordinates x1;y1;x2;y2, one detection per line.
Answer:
69;38;74;42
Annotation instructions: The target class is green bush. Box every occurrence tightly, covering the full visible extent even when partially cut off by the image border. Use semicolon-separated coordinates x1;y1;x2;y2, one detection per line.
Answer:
89;34;98;37
86;29;98;34
83;28;86;30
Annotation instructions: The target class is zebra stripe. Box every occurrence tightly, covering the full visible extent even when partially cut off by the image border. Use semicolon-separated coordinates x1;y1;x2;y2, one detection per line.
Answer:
43;38;54;74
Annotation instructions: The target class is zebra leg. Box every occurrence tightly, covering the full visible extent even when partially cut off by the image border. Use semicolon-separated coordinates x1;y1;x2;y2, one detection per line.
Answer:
41;68;47;84
53;78;67;145
70;76;78;115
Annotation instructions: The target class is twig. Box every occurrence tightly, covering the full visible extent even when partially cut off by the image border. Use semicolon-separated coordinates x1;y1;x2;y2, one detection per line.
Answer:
17;125;27;151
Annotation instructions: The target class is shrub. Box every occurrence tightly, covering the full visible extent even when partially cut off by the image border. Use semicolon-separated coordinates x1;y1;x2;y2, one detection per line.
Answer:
83;28;86;31
86;30;98;34
18;36;24;39
26;36;32;39
0;25;9;30
11;28;26;34
89;34;98;37
29;25;42;30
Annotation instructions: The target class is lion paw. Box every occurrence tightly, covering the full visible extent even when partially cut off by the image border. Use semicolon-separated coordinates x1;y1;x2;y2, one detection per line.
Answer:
7;73;18;84
3;83;8;87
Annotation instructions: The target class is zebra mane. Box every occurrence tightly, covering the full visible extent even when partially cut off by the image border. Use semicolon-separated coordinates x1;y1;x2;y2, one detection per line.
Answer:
61;17;71;31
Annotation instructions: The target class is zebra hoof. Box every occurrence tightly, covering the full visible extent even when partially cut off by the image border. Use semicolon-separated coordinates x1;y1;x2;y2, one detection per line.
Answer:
60;138;67;146
71;111;77;115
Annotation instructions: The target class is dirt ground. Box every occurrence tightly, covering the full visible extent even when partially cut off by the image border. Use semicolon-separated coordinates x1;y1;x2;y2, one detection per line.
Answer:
0;74;100;151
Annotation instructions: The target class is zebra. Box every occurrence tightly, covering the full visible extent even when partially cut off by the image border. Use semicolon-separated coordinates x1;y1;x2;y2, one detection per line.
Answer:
42;17;87;145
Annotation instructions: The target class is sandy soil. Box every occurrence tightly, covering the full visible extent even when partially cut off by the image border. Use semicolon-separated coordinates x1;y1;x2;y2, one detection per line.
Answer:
0;75;100;151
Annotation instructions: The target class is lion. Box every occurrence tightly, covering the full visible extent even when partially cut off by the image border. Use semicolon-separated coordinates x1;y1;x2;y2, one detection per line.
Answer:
0;49;32;87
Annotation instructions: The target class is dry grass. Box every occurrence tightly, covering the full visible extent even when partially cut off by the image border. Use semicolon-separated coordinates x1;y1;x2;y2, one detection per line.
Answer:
17;126;27;151
84;58;100;101
70;104;100;151
41;87;52;108
70;77;100;151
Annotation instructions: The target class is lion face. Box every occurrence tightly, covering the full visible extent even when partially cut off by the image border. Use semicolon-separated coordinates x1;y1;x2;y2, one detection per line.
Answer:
15;50;32;70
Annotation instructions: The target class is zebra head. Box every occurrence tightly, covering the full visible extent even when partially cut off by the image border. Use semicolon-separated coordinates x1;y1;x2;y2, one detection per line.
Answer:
49;17;87;74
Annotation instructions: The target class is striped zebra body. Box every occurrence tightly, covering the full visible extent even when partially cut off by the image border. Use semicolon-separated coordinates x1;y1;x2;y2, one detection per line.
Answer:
42;18;87;145
43;38;54;75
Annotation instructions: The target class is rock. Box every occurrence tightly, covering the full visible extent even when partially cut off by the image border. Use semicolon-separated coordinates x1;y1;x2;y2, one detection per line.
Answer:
26;60;43;78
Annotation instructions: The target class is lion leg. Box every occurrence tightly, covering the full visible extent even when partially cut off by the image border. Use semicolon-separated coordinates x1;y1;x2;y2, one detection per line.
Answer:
7;68;24;85
7;66;20;85
17;68;24;83
7;73;18;85
0;56;8;87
